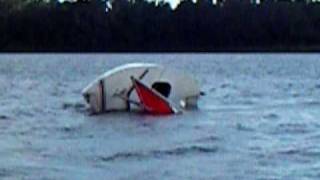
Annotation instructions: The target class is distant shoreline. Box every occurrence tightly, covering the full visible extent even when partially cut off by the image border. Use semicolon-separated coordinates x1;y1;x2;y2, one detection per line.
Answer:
2;0;320;53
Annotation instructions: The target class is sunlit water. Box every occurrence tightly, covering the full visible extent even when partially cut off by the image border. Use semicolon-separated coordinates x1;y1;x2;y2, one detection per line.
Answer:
0;54;320;179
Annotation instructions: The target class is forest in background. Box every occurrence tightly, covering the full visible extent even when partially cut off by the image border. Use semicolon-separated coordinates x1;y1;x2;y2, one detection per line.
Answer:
1;0;320;52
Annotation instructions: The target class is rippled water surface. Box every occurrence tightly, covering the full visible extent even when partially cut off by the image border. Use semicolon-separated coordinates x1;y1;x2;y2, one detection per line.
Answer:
0;54;320;179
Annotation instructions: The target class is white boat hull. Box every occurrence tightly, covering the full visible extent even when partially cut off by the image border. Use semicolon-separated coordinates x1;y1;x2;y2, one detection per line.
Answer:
82;63;200;114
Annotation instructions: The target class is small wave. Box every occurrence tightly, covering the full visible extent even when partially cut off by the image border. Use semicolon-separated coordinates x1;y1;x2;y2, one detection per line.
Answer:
59;126;77;133
57;125;83;136
238;99;256;105
0;115;10;121
98;145;218;162
195;135;220;143
209;87;216;92
291;93;300;98
62;102;87;113
15;110;34;118
62;102;86;110
220;83;231;89
262;113;279;120
236;123;255;132
0;168;11;178
273;123;309;134
241;92;263;99
315;84;320;89
99;152;144;162
277;147;320;161
306;133;320;140
50;91;64;97
301;150;320;158
277;148;301;155
302;100;320;106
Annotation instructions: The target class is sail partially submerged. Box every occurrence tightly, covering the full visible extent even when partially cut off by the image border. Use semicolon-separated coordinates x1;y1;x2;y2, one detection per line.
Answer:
82;63;201;114
132;77;178;114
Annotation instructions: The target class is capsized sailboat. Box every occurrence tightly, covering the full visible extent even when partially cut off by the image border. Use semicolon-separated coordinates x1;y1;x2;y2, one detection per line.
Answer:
82;63;201;115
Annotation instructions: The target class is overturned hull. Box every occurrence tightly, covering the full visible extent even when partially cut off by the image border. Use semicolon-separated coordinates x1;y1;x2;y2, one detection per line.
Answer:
82;63;201;114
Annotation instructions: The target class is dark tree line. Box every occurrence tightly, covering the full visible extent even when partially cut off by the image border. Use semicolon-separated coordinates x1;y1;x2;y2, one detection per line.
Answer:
1;0;320;52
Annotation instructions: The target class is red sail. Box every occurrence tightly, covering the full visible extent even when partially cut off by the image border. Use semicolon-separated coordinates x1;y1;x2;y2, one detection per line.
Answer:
133;78;174;114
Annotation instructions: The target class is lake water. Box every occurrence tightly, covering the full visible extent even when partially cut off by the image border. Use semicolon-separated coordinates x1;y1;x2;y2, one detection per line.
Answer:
0;54;320;179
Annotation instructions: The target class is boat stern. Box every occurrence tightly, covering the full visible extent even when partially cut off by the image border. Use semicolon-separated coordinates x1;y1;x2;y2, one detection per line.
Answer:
82;80;104;114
